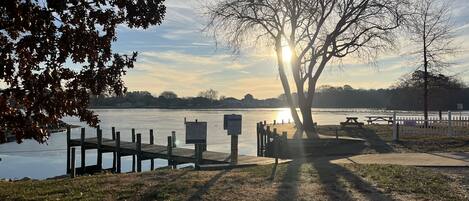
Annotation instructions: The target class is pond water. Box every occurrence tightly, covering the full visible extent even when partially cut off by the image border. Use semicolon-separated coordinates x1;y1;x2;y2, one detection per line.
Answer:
0;108;460;179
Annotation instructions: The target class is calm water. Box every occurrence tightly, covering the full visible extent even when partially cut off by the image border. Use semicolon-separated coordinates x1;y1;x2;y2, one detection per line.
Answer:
0;108;460;179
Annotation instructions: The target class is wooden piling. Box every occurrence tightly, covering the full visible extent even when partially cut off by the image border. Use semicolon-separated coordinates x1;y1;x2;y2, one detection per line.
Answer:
171;131;176;148
167;136;173;168
97;129;103;170
256;123;260;156
112;127;116;172
136;133;142;172
282;132;288;158
66;126;71;174
150;129;154;170
132;129;136;172
116;131;121;173
71;147;76;178
80;128;86;173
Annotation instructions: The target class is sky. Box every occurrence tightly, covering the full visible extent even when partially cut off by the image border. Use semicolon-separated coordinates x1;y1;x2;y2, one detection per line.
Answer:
113;0;469;99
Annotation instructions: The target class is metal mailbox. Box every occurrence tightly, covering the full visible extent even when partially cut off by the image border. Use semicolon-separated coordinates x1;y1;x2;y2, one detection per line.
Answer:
224;114;242;135
185;121;207;144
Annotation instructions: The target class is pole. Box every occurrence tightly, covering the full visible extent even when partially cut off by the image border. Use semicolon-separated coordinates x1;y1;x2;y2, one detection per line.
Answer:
136;133;142;172
230;134;238;165
116;131;121;173
66;126;71;174
80;128;86;173
150;129;154;170
71;147;76;178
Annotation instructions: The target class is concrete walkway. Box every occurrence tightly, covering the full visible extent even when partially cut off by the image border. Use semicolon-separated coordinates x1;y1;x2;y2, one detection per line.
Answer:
330;152;469;167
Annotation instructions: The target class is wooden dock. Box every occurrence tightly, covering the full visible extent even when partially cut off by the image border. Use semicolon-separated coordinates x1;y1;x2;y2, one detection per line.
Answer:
66;127;290;175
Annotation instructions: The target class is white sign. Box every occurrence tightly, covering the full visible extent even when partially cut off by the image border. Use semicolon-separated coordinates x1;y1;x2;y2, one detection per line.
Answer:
224;114;242;135
457;103;463;110
185;121;207;144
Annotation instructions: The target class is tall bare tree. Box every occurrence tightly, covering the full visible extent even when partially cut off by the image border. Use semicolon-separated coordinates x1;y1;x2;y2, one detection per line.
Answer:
205;0;406;137
405;0;457;125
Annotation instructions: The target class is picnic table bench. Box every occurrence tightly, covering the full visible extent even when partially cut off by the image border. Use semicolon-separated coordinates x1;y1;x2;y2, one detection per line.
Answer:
340;117;364;128
365;116;393;124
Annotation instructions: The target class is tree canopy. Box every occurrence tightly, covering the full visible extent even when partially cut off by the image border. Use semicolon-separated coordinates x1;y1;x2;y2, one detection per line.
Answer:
0;0;166;143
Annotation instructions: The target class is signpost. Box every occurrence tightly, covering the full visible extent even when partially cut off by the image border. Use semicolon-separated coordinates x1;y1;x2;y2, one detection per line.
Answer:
224;114;242;164
185;120;207;170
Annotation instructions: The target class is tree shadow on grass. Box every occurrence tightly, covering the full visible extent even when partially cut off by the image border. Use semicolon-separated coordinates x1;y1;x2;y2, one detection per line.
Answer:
342;127;394;153
186;169;231;201
312;159;394;201
275;158;304;200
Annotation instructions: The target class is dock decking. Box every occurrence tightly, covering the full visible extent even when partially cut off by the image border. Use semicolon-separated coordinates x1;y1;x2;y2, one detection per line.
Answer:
66;127;290;176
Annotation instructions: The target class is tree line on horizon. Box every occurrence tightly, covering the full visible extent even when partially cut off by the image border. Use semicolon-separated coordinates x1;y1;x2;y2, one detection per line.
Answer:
90;71;468;111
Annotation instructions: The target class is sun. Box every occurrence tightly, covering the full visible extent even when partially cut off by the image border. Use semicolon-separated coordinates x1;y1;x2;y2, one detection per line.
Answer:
282;46;292;64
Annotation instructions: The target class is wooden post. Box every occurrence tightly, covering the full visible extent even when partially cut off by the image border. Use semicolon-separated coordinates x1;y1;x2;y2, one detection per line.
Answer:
230;135;238;165
71;147;76;178
273;120;276;125
112;127;116;171
171;131;176;148
194;144;201;170
256;123;260;156
273;132;278;165
116;132;121;173
136;133;142;172
260;123;265;157
335;127;339;140
97;129;102;170
282;132;288;158
132;129;136;172
66;126;71;174
80;128;86;173
150;129;154;170
167;136;173;168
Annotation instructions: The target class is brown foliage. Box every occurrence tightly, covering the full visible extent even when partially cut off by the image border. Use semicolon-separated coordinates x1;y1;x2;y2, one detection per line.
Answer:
0;0;166;143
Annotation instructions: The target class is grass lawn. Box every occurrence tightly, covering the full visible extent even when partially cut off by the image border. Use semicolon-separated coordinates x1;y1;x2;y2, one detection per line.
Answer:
270;123;469;153
0;162;467;201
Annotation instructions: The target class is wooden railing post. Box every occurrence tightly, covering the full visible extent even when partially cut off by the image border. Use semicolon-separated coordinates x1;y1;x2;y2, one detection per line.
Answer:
71;147;76;178
97;128;102;170
112;127;116;171
136;133;142;172
116;131;121;173
131;129;136;172
80;128;86;173
167;136;173;168
66;126;71;174
149;129;154;170
171;131;176;148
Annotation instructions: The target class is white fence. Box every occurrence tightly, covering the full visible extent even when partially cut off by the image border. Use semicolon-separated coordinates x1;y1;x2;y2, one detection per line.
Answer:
392;111;469;139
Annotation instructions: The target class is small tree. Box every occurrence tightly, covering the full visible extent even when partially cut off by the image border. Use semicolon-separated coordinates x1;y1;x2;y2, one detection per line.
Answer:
205;0;406;137
405;0;457;124
198;89;219;101
160;91;178;99
0;0;166;143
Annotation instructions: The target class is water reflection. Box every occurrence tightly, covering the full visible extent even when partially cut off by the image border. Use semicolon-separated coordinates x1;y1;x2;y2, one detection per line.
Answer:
0;108;461;179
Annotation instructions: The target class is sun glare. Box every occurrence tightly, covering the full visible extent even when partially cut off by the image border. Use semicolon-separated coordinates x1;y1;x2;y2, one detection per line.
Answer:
282;46;292;64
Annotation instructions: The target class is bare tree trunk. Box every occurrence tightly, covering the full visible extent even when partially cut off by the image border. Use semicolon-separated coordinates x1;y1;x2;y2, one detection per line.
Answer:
423;19;429;127
276;44;303;130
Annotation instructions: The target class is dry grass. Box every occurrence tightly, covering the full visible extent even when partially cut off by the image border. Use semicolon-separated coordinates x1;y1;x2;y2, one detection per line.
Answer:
1;162;468;201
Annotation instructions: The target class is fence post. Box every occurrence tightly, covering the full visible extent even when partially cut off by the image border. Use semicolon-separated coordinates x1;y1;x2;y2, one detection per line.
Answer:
392;111;397;141
394;123;400;142
448;111;453;136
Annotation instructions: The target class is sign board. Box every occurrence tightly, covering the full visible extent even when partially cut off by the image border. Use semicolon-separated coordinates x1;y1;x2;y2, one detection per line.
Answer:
457;103;463;110
185;121;207;144
224;114;242;135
